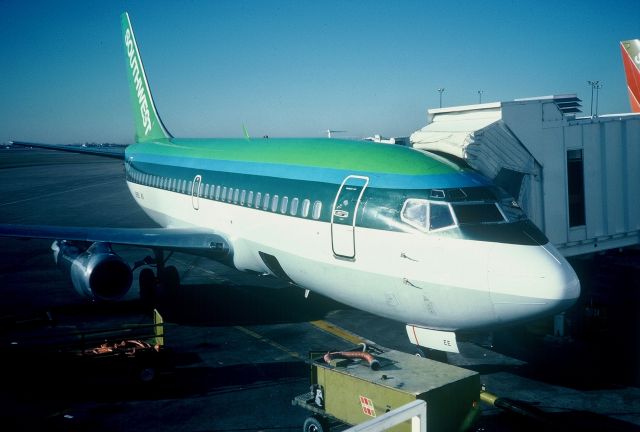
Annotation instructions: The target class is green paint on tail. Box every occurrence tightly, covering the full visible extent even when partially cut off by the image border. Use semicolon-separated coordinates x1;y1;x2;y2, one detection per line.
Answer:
121;12;172;143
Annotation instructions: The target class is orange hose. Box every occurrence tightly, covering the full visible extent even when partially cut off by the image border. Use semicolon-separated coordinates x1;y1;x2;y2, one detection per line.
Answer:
323;351;381;370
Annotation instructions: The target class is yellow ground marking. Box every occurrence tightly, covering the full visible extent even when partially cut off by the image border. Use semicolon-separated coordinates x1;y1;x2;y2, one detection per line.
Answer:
234;320;369;362
309;320;368;345
234;326;305;360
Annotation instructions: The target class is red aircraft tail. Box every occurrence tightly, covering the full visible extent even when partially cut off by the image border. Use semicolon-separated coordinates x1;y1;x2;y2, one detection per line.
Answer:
621;39;640;113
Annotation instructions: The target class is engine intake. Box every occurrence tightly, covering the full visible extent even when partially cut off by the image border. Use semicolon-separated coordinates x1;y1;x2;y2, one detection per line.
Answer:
51;241;133;301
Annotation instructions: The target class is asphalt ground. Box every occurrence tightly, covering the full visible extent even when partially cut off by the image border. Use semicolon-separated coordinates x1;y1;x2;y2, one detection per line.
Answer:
0;148;639;431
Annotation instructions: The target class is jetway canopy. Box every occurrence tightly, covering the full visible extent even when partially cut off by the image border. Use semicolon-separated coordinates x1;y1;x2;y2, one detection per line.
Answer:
410;95;640;257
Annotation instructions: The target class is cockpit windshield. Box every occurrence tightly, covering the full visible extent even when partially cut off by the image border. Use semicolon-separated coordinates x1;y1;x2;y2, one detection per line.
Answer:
401;187;527;232
430;202;455;229
401;199;455;231
498;199;527;222
451;202;506;225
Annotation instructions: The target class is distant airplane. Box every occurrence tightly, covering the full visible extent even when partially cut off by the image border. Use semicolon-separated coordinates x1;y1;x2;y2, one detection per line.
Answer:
325;130;346;138
0;13;580;353
621;39;640;113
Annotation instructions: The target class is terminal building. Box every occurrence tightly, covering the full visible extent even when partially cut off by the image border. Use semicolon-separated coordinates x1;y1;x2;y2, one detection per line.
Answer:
410;95;640;257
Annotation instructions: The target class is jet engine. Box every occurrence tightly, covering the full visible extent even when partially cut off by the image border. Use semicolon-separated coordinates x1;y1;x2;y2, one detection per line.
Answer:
51;240;133;301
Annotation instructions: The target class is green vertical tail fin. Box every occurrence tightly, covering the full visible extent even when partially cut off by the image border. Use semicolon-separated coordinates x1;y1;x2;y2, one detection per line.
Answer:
121;12;172;143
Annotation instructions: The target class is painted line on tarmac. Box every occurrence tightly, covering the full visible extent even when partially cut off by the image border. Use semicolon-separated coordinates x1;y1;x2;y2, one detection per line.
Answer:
0;179;122;207
234;326;305;360
309;320;368;345
235;320;370;362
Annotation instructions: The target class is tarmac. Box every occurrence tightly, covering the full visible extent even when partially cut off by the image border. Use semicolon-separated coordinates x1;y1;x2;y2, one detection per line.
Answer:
0;148;639;431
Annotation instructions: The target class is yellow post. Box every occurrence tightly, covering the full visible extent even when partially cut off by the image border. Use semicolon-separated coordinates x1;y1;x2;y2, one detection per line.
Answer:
153;308;164;347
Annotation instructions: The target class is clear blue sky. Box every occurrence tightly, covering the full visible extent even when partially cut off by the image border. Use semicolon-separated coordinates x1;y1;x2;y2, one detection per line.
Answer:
1;0;638;144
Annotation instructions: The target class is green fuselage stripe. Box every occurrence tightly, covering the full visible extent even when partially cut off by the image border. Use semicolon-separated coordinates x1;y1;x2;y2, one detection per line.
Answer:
129;138;460;175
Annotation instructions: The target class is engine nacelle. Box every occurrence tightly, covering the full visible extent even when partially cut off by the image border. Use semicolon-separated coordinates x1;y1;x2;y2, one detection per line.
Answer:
51;240;133;301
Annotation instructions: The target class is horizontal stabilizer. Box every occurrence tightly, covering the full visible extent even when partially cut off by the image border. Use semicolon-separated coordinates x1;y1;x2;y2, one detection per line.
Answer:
10;141;126;159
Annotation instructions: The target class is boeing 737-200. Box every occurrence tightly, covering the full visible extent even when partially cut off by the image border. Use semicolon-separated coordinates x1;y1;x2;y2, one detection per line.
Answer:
0;13;580;353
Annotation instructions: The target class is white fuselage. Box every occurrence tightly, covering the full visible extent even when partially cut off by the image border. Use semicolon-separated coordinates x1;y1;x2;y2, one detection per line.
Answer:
127;179;580;332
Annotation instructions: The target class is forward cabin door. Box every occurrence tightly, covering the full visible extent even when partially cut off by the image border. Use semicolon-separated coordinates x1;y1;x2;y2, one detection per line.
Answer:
331;175;369;259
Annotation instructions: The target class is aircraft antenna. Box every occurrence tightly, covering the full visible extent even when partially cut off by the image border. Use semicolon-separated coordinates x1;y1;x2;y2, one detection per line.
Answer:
437;88;445;107
587;80;603;117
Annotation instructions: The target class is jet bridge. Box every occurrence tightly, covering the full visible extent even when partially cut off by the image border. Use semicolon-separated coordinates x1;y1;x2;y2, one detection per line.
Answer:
410;95;640;257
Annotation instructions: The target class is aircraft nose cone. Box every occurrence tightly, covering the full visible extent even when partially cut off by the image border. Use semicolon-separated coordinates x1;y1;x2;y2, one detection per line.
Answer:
488;242;580;324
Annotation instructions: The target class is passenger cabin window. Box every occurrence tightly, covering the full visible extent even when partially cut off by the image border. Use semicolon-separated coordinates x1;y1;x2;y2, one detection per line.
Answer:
271;195;279;212
263;193;270;210
290;198;299;216
312;201;322;220
247;191;254;207
255;192;262;208
451;203;505;225
302;199;311;218
215;186;221;200
401;199;456;231
280;196;288;214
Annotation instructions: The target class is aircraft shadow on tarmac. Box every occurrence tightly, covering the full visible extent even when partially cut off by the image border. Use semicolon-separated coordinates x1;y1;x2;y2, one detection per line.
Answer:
3;358;308;401
153;282;351;326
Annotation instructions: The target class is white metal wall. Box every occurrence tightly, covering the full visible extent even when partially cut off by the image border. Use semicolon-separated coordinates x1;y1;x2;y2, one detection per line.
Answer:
411;98;640;257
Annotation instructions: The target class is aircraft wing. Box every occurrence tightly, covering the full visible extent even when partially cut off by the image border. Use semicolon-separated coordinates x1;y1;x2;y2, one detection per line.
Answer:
0;224;231;259
10;141;126;160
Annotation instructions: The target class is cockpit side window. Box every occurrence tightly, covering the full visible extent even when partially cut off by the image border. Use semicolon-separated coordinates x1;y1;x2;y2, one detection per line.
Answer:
401;199;456;232
401;199;428;230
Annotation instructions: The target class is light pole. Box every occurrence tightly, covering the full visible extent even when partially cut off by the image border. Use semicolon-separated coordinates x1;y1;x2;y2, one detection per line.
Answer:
477;90;484;104
437;88;445;108
587;80;602;117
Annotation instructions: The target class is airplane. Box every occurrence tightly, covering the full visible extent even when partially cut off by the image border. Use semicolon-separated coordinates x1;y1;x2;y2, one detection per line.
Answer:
0;12;580;354
621;39;640;113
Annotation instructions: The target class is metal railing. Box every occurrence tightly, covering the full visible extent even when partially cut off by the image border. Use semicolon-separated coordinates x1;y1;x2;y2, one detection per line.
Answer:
345;400;427;432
